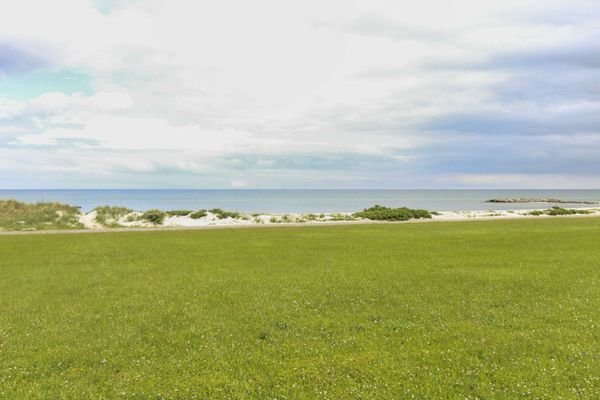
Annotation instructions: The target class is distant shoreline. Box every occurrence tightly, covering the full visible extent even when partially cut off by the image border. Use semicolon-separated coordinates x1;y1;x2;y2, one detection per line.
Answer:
2;189;600;214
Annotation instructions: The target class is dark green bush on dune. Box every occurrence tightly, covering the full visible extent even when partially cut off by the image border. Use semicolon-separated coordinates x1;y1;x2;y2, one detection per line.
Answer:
528;207;592;216
353;205;432;221
190;209;207;219
209;208;241;219
141;209;166;225
166;210;193;217
546;206;591;216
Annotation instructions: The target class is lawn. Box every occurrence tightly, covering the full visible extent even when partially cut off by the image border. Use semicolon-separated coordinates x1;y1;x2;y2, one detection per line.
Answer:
1;218;599;399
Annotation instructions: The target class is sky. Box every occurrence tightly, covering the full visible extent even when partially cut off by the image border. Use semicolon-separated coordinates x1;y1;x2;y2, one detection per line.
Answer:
1;0;599;189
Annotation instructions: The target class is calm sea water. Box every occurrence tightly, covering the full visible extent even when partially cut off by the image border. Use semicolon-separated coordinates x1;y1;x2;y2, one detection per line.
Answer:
1;190;599;213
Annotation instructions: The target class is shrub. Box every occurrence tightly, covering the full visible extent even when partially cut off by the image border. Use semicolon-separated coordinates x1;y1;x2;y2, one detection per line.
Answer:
166;210;193;217
141;209;166;225
528;207;591;216
353;205;432;221
545;206;591;216
209;208;240;219
190;209;207;219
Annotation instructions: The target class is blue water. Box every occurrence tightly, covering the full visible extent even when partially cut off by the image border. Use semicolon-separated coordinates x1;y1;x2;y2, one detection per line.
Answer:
1;189;599;213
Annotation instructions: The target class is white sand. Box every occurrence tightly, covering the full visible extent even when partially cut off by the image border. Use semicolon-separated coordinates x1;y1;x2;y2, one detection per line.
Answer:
74;207;600;230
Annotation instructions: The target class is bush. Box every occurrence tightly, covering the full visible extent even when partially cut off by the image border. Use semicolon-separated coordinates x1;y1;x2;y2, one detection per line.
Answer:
166;210;193;217
209;208;240;219
190;209;207;219
545;207;591;216
141;209;166;225
528;207;591;216
353;205;432;221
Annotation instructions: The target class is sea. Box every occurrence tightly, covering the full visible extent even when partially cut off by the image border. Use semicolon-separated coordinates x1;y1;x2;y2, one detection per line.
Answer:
1;189;599;213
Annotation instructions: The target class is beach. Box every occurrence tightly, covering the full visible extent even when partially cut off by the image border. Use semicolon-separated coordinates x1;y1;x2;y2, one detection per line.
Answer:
1;205;599;235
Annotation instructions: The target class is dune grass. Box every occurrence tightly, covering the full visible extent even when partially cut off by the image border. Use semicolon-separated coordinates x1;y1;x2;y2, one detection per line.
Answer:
94;206;133;228
1;218;599;398
0;199;82;231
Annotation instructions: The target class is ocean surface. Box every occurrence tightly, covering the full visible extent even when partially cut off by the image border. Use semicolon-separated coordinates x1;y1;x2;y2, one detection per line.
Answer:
1;189;600;213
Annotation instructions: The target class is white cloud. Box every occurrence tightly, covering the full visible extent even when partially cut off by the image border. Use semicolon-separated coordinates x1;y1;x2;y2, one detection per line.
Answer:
1;0;600;187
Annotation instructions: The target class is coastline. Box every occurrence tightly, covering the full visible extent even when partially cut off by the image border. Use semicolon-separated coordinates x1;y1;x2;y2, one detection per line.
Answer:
1;206;599;235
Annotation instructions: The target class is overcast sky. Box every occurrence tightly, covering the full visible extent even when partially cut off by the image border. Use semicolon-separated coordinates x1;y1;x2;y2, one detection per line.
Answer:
1;0;599;189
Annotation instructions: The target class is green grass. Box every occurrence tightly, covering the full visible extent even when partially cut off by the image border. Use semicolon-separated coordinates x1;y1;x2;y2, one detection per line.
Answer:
1;218;599;399
0;200;83;231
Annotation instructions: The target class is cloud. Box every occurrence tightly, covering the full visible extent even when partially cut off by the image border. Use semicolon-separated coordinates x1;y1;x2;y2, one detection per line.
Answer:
0;0;599;188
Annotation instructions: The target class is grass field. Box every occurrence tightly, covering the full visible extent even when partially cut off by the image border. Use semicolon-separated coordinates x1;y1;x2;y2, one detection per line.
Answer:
1;218;599;399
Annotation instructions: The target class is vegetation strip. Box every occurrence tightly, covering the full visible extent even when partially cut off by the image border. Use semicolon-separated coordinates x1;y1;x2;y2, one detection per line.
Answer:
2;199;600;233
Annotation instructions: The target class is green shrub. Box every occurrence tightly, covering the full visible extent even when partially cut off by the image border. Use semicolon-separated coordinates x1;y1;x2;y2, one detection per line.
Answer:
141;209;166;225
528;207;591;216
353;205;432;221
166;210;193;217
209;208;240;219
190;209;207;219
545;207;591;216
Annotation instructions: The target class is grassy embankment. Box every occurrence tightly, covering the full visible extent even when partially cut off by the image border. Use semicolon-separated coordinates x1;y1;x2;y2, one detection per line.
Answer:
0;200;82;231
1;218;599;398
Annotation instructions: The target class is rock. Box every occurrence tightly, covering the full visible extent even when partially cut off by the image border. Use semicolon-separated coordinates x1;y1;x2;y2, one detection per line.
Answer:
486;198;598;204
